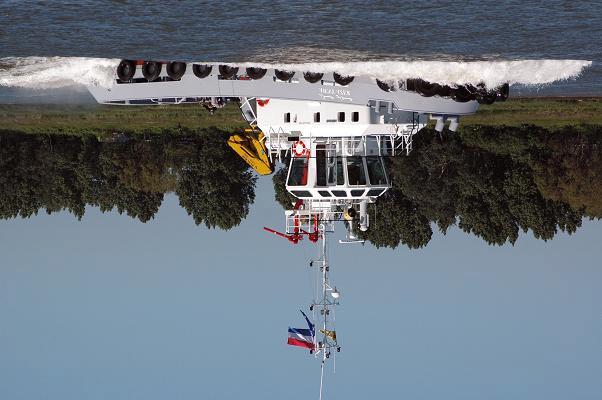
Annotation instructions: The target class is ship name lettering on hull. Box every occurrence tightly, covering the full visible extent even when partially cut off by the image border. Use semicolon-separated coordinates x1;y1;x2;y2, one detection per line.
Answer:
319;88;352;102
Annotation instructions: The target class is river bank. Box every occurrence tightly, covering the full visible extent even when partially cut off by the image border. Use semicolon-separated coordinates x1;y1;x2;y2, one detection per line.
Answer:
461;97;602;127
0;97;600;136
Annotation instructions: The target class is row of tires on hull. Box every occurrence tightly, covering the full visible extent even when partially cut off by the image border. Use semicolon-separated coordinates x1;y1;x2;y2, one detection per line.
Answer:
406;79;509;104
117;59;355;85
376;78;509;104
117;60;508;104
216;66;355;85
117;60;188;81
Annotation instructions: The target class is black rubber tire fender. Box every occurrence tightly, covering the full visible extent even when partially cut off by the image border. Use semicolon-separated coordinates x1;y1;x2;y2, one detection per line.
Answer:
218;65;239;79
303;72;323;83
415;79;440;97
166;61;186;80
192;64;212;78
436;85;453;97
275;69;295;81
117;59;136;81
376;79;396;92
142;61;162;81
246;67;267;80
333;72;354;86
451;85;476;103
406;78;419;92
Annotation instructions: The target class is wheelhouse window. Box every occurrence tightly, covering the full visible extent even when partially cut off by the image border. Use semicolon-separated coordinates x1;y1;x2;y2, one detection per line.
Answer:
366;156;387;185
316;145;327;187
287;157;309;186
327;155;344;186
346;156;366;185
336;157;344;184
367;188;385;197
291;190;312;198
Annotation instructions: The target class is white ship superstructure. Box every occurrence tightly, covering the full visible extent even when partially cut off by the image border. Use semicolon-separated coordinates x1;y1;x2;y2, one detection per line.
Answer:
87;59;510;233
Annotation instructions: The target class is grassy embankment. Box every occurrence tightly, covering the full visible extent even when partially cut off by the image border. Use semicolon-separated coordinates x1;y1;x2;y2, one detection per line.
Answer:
0;98;600;136
460;97;602;127
0;103;247;136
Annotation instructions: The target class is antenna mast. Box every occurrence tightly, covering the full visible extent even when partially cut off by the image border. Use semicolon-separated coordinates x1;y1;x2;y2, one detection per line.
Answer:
312;222;340;399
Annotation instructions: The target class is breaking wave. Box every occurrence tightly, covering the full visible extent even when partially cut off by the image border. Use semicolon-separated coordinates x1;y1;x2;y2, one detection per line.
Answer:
0;57;120;89
0;56;593;90
243;59;593;89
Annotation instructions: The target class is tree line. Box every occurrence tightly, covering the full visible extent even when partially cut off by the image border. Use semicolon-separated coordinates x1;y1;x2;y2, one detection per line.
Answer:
0;129;256;230
3;123;600;246
272;124;602;249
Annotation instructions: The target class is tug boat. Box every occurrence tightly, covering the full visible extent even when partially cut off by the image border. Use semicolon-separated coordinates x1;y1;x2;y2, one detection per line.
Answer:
87;59;510;235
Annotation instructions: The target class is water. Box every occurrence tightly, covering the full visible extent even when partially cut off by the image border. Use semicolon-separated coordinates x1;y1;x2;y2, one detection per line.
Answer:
0;1;601;97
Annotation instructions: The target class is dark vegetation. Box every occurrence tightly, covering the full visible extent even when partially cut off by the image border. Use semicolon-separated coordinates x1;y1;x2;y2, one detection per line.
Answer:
360;124;602;248
272;124;602;249
0;129;256;230
1;99;601;245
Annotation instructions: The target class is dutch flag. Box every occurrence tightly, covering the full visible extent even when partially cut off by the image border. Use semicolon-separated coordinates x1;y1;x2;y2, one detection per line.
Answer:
287;310;315;350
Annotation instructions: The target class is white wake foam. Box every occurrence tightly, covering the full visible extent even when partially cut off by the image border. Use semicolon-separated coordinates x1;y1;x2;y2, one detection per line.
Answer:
0;56;592;90
0;57;120;89
238;59;593;88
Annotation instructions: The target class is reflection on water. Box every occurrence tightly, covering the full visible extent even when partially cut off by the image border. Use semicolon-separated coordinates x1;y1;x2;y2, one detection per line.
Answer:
1;124;601;248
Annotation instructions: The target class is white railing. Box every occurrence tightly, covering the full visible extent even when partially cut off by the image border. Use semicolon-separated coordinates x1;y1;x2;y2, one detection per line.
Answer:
285;202;341;235
262;108;424;158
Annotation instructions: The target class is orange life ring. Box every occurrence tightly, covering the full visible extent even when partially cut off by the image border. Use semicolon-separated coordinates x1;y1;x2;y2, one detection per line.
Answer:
293;141;307;157
257;98;270;107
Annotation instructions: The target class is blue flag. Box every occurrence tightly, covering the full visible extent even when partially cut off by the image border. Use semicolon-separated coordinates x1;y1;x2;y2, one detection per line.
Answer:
300;310;315;336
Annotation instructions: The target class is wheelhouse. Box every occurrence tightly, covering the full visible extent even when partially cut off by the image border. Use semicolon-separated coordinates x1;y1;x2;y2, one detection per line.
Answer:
286;141;390;200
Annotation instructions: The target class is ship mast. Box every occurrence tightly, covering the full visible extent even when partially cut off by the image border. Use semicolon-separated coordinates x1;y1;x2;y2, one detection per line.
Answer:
312;222;340;400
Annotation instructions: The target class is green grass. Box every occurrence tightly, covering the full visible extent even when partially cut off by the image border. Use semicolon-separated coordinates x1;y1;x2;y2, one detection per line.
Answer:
460;97;602;128
0;102;247;136
1;97;600;136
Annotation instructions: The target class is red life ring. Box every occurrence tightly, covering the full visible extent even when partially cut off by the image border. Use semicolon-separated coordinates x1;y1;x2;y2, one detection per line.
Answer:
257;98;270;107
293;141;307;157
